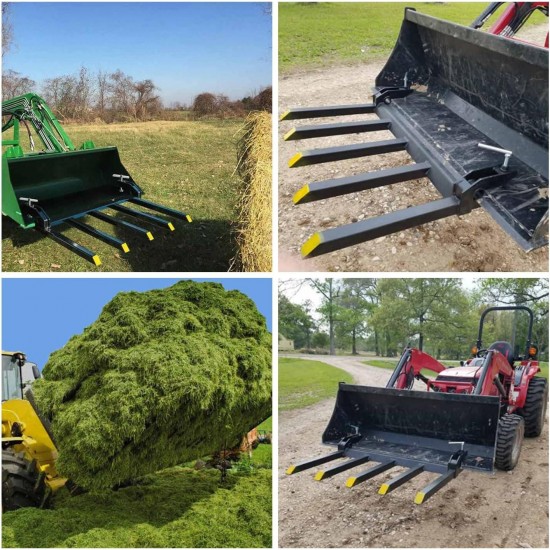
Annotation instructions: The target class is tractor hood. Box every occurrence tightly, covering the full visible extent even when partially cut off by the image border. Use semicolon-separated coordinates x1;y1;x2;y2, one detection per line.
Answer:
437;366;480;378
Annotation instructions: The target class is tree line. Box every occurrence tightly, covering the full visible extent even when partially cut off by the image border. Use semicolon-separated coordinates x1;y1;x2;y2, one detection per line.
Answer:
2;67;272;122
279;278;549;361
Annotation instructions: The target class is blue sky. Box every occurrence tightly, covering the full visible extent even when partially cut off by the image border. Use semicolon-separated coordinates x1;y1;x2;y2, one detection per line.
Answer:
4;2;272;104
2;278;272;369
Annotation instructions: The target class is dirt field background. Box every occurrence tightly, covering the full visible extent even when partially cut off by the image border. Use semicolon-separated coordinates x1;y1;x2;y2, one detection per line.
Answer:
278;62;549;273
278;355;549;548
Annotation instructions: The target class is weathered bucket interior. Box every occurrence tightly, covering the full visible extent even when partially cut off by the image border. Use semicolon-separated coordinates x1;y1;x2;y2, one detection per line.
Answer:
375;9;548;249
6;147;138;224
323;384;500;472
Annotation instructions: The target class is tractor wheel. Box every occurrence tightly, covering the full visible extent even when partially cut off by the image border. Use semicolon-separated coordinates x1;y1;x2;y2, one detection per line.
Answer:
495;414;524;471
2;448;48;511
519;376;548;437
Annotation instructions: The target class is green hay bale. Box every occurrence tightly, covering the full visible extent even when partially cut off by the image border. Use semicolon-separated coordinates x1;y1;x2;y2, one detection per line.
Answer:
33;281;271;489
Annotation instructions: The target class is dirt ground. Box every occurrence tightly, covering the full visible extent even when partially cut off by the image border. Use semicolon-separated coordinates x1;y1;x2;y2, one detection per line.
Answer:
278;355;549;548
278;62;549;272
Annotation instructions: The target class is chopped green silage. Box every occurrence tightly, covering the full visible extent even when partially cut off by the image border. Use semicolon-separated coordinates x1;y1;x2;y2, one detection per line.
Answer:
2;466;272;548
33;281;272;489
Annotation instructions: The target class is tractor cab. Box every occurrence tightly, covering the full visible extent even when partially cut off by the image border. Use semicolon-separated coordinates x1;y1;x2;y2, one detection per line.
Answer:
2;351;40;401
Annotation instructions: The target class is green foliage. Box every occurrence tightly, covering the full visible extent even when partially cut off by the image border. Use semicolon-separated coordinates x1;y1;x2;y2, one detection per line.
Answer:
279;2;539;71
2;466;271;548
279;357;352;410
278;294;316;348
33;281;271;489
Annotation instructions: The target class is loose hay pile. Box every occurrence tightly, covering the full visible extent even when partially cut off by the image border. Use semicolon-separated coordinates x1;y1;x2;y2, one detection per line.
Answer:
33;281;271;489
232;111;272;272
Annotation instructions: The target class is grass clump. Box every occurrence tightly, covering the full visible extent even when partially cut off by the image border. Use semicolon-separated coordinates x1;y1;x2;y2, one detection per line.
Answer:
279;358;353;411
2;466;272;548
232;112;272;272
33;280;272;489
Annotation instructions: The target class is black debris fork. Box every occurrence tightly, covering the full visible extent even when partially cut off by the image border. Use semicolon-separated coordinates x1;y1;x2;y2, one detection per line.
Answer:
280;8;548;258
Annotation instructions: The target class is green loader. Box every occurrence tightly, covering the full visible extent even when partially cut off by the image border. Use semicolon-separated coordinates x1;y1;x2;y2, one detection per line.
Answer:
2;93;192;266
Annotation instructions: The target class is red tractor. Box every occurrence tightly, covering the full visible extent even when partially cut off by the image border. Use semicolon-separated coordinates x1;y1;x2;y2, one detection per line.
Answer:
287;306;548;503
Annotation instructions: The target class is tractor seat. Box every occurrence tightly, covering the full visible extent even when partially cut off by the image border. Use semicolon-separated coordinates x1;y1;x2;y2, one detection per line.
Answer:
489;341;515;367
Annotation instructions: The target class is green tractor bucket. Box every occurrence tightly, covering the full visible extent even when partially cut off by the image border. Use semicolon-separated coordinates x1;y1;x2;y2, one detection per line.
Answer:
2;93;192;266
287;384;500;503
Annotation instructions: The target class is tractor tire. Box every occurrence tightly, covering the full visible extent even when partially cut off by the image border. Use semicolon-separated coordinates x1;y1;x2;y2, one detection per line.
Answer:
494;414;524;471
519;376;548;437
2;448;48;511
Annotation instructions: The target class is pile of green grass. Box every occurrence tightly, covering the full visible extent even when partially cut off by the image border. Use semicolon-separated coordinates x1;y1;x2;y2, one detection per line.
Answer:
33;281;272;489
2;465;271;548
279;358;353;411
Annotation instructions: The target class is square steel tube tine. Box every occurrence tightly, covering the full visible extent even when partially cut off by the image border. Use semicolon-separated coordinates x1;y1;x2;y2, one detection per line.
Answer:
109;204;175;231
378;465;424;495
293;162;431;204
315;455;370;481
90;211;154;241
280;104;376;121
346;460;396;488
284;119;391;141
286;451;344;475
289;138;407;168
414;470;456;505
67;219;130;253
129;198;192;223
302;196;460;258
43;230;101;266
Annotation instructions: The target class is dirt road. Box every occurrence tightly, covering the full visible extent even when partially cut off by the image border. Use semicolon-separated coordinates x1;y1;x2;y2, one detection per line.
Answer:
279;355;549;548
278;63;548;272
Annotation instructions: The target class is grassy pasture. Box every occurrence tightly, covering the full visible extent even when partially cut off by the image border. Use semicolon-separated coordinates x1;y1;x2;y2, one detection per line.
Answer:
279;357;353;411
3;119;244;272
279;2;544;71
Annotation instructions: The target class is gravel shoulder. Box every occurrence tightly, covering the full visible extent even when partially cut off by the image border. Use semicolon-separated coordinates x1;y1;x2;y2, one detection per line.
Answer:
278;355;549;548
278;64;549;273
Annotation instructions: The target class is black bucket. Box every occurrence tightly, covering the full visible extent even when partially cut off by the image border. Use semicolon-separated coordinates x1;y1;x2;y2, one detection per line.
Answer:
323;384;500;472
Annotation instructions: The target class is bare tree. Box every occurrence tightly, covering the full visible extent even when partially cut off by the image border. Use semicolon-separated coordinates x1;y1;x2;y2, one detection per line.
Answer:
192;92;218;117
2;69;35;99
134;79;162;119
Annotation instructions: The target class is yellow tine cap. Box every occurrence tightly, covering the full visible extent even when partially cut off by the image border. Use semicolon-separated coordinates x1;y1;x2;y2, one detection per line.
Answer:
283;128;296;141
378;483;389;495
414;492;425;505
121;243;130;253
286;465;296;475
301;233;323;258
168;222;175;231
146;232;154;241
92;255;101;267
186;215;193;223
345;477;357;488
288;152;303;168
314;471;325;481
293;185;310;205
280;110;290;121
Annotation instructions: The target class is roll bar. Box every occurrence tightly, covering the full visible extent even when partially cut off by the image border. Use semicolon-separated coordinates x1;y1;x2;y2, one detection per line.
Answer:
476;306;534;358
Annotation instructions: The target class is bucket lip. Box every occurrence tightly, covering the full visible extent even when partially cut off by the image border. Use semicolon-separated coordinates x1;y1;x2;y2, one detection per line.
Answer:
406;9;549;67
337;383;501;405
5;146;120;163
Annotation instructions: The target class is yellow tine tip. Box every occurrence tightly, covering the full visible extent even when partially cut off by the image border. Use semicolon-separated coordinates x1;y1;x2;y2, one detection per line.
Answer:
288;152;303;168
293;185;310;205
121;243;130;253
280;110;290;121
283;128;296;141
168;222;175;231
414;492;425;505
286;466;296;475
146;232;154;241
378;484;389;495
345;477;357;488
314;471;325;481
301;233;323;258
185;215;193;223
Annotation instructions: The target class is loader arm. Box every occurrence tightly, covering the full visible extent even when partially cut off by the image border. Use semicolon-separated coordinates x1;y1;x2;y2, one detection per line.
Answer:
386;348;446;390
